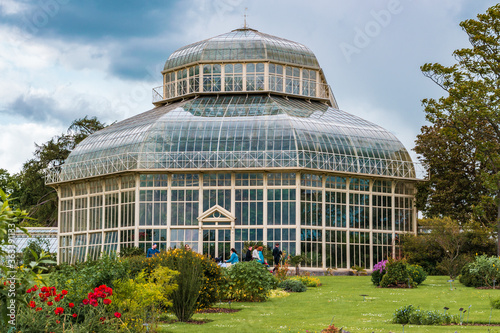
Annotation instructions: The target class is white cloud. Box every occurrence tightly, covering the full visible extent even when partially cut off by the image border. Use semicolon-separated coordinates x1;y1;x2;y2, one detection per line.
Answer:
0;122;65;174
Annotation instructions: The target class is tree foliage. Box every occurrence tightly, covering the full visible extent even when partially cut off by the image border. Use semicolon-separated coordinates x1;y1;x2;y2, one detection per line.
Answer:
416;4;500;253
16;116;105;226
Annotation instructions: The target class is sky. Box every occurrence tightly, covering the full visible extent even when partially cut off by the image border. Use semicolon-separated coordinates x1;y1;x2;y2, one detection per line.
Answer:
0;0;498;175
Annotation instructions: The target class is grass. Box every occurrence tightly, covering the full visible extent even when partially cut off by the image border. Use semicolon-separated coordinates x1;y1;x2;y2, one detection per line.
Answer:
158;275;500;333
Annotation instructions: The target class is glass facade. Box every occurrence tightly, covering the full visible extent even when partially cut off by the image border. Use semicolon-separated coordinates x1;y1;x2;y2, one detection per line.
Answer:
57;173;415;269
50;28;419;270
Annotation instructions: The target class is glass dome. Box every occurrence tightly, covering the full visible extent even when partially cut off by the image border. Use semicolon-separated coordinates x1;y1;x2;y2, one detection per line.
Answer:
164;28;320;71
51;95;414;182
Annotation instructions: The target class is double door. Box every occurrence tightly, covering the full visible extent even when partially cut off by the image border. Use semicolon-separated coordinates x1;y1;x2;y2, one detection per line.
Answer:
202;228;231;260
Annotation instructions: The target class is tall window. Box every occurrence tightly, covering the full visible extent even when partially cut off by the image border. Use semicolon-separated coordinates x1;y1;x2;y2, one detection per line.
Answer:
285;66;300;94
302;69;316;97
224;64;243;91
269;63;283;92
246;63;265;91
203;64;221;92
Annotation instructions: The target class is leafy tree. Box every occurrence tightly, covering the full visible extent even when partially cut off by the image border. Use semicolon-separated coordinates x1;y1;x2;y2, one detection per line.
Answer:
16;116;105;226
416;4;500;254
0;169;20;197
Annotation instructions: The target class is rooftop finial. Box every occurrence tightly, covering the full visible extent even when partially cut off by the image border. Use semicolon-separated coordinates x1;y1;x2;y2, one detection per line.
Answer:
243;7;248;29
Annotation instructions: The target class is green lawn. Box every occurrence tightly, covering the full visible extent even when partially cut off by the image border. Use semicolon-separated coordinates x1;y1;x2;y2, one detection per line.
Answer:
158;275;500;333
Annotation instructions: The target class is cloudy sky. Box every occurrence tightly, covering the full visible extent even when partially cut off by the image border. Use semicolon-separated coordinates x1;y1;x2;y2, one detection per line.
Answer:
0;0;497;174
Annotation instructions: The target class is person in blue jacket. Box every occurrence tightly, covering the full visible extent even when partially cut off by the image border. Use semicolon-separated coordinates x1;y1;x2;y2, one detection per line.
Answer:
256;246;265;264
225;248;239;265
147;243;160;258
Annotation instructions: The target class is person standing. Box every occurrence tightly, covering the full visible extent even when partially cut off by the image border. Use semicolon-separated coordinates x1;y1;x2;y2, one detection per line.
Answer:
244;246;253;262
147;243;160;258
252;246;259;261
272;243;282;267
256;246;265;264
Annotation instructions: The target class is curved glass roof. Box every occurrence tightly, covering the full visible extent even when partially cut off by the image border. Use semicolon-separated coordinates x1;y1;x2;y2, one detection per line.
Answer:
50;96;415;183
164;28;320;71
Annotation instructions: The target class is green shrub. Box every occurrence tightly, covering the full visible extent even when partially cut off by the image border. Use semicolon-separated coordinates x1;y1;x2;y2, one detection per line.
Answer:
166;250;202;322
491;297;500;309
393;305;457;325
119;246;144;258
371;270;384;286
146;249;224;310
406;264;428;285
290;275;321;287
459;262;483;287
380;259;415;288
466;255;500;287
221;260;278;301
393;304;414;324
278;279;307;292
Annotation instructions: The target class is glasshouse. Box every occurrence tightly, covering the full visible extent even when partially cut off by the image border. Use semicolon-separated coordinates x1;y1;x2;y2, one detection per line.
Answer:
46;27;419;270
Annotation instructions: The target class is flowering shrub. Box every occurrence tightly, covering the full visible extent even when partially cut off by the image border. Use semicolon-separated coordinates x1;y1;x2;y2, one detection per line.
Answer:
380;259;415;288
372;259;426;287
290;275;321;287
221;260;278;301
144;248;224;310
406;264;428;285
17;284;125;332
113;266;178;331
51;254;128;306
464;255;500;287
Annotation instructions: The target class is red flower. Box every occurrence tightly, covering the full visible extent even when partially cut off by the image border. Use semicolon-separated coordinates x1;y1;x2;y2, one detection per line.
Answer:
68;303;74;308
47;301;53;306
103;299;112;305
54;307;64;315
29;301;36;308
41;287;48;293
33;285;38;291
56;320;60;324
91;300;98;307
44;292;51;298
82;299;89;305
99;317;105;322
26;289;32;293
54;296;60;302
35;307;42;312
72;313;77;318
61;290;68;295
114;312;121;319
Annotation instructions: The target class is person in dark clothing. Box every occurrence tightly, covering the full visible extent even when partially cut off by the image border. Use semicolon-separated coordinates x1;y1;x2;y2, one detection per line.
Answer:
244;246;253;262
272;243;282;266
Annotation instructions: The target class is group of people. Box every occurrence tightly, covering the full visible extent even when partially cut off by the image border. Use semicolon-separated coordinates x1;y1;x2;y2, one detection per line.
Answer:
147;242;283;271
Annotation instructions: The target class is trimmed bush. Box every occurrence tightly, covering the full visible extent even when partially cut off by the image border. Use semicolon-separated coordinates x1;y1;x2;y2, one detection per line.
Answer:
221;260;278;301
380;259;415;288
406;264;428;285
279;279;307;292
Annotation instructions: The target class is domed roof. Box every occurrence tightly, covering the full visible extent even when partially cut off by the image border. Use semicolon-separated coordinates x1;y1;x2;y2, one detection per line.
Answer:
54;95;415;182
164;28;320;71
